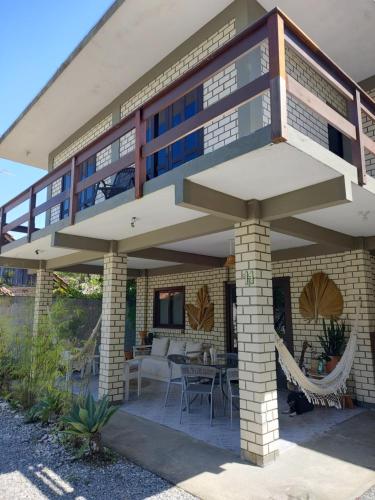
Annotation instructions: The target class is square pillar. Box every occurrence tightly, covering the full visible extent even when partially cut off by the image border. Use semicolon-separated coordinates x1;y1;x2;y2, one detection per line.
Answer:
99;252;127;402
33;266;54;335
345;250;375;405
235;219;279;466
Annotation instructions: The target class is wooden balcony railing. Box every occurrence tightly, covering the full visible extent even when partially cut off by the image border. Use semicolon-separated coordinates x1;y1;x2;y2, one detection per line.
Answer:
1;7;375;252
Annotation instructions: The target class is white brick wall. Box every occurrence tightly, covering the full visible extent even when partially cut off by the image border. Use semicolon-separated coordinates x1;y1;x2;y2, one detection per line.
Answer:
53;114;113;168
273;249;375;406
136;267;229;352
286;45;347;149
363;87;375;177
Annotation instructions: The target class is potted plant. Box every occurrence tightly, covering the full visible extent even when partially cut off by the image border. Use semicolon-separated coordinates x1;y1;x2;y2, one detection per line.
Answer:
318;319;347;373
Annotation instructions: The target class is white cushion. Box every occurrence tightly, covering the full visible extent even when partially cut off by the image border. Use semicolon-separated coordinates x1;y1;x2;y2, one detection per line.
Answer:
141;355;180;381
185;341;203;358
167;340;186;356
151;337;169;357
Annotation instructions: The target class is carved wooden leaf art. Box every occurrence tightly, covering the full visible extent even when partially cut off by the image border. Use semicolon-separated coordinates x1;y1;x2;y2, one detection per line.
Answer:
186;285;214;331
299;272;343;322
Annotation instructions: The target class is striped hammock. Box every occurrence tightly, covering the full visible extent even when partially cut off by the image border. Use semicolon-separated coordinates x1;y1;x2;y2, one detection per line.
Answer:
274;320;357;408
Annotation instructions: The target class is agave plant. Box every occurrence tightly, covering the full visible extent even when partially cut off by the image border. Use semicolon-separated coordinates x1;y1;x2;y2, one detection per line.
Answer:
61;393;118;454
318;319;347;361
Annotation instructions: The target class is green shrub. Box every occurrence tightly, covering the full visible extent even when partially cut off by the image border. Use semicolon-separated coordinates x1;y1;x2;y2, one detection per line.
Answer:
62;393;118;455
26;391;70;424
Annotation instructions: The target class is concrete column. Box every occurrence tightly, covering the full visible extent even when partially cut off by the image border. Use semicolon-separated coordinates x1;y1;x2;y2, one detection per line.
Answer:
345;250;375;405
235;218;279;466
33;266;54;335
99;252;127;402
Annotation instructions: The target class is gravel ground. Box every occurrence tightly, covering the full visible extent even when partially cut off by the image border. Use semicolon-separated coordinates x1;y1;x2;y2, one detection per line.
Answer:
361;485;375;499
0;401;196;500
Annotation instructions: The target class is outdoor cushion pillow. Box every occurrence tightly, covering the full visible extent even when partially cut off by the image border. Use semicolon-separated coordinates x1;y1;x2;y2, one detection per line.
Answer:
167;340;186;356
185;341;203;358
151;337;169;357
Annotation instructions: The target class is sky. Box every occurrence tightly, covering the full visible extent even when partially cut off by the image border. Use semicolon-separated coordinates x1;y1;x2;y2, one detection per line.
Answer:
0;0;114;208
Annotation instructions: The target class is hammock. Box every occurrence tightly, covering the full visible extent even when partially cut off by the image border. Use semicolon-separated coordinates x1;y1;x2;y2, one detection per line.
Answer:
64;313;102;380
274;319;357;408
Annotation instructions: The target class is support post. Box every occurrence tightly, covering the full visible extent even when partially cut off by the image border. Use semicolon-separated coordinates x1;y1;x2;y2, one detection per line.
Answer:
235;218;279;466
99;251;127;402
0;206;5;253
267;12;287;143
27;186;36;243
135;109;146;199
69;156;79;225
348;89;366;186
33;263;54;336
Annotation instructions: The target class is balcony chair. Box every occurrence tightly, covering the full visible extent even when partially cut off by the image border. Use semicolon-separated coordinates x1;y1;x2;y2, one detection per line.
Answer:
180;364;218;425
95;166;135;200
164;354;189;407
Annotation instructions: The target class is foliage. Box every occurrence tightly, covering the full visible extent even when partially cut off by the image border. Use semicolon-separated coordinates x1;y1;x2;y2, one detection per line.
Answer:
61;393;118;455
48;299;87;343
26;391;70;424
0;306;71;410
318;319;347;360
54;272;103;299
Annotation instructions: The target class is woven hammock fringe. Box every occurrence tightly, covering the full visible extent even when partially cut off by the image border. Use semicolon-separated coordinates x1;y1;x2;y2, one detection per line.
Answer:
274;318;358;409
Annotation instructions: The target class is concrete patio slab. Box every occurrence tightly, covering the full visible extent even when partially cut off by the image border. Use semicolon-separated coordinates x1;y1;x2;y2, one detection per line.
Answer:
103;410;375;500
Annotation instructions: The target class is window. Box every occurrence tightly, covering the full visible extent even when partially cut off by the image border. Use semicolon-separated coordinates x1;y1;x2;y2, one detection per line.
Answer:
78;155;97;210
60;173;71;220
146;87;203;179
328;124;344;158
154;287;185;329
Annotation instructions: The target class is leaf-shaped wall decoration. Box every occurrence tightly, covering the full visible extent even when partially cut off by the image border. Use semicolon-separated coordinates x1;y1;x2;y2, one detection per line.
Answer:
186;285;214;331
299;272;343;322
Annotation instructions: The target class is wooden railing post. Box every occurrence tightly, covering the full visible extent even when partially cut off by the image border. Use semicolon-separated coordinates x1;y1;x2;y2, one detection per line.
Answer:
27;186;36;242
69;156;79;225
267;11;288;143
0;206;5;253
135;109;146;199
348;89;366;186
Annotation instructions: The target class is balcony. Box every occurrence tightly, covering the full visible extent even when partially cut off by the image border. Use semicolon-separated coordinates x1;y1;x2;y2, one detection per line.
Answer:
1;8;375;256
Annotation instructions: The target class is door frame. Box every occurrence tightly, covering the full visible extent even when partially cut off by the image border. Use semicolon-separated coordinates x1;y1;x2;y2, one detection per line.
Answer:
225;281;237;353
272;276;294;356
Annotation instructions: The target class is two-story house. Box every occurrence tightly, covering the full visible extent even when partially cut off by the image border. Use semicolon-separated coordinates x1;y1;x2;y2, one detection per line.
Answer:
0;0;374;466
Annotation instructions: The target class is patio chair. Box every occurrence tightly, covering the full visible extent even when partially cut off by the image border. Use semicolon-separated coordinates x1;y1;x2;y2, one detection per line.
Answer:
95;167;135;200
164;354;189;407
180;365;218;425
217;352;238;368
226;368;239;428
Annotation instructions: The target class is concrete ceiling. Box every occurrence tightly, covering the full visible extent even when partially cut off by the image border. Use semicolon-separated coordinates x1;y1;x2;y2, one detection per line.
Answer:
0;0;232;169
159;229;312;257
258;0;375;82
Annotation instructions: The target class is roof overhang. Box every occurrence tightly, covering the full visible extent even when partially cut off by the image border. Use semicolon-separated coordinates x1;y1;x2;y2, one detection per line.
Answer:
0;0;232;169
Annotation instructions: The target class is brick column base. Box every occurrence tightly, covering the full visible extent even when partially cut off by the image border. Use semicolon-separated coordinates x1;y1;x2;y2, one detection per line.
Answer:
99;252;127;402
235;219;279;466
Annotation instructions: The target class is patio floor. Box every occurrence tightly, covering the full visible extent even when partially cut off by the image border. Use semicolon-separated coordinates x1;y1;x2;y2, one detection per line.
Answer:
80;375;364;455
